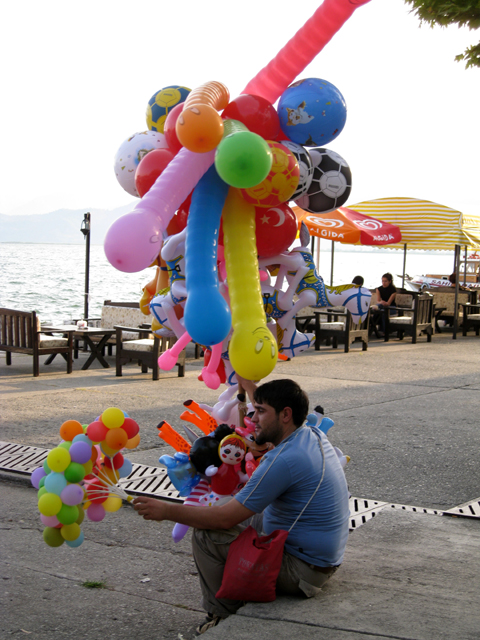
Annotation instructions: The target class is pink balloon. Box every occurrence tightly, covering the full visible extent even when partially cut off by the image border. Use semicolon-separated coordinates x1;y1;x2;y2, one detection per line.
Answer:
40;514;60;527
86;503;106;522
104;148;215;273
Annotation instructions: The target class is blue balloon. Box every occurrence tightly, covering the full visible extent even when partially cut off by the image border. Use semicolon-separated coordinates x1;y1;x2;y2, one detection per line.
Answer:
72;434;93;445
184;165;231;347
118;458;133;478
44;472;67;495
278;78;347;147
66;530;85;548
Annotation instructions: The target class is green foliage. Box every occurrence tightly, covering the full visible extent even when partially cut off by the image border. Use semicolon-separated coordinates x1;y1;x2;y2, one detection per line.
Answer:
405;0;480;68
81;580;108;589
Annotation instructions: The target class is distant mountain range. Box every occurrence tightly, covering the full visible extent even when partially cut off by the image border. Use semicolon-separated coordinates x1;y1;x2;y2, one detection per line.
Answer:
0;203;136;245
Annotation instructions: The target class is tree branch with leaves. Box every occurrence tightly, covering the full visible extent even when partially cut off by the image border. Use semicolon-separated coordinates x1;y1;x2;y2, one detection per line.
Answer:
405;0;480;68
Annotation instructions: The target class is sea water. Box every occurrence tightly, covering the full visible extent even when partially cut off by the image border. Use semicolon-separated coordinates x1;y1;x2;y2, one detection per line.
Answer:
0;242;456;325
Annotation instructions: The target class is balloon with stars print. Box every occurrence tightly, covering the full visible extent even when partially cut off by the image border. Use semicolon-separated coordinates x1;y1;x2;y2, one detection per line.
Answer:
254;203;298;258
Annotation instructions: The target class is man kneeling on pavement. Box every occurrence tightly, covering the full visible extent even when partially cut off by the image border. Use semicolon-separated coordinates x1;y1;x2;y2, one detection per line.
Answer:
133;378;349;635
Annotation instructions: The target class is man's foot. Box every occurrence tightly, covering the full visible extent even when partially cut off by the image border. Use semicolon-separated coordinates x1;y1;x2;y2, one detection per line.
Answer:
195;613;223;635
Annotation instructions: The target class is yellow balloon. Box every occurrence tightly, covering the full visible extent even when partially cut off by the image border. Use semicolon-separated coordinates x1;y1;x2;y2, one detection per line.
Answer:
38;492;63;517
223;188;278;380
47;447;71;473
103;496;122;512
101;442;121;457
61;523;81;541
101;407;125;429
83;460;93;475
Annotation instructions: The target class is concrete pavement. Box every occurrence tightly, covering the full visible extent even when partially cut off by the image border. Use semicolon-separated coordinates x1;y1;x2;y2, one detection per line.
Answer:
1;332;479;639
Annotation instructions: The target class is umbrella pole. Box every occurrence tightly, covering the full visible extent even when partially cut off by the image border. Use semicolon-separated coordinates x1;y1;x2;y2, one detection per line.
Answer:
463;245;467;286
330;240;335;286
402;244;407;289
315;237;320;272
453;244;460;340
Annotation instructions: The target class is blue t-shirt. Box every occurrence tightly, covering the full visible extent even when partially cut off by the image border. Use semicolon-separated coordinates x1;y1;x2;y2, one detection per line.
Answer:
235;426;349;567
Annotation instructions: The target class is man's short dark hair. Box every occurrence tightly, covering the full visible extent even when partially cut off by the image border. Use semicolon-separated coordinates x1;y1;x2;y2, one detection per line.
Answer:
253;379;309;428
352;275;364;286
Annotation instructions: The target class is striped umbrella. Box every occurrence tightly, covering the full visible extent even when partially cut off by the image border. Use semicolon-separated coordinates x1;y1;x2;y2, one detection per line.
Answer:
348;197;480;251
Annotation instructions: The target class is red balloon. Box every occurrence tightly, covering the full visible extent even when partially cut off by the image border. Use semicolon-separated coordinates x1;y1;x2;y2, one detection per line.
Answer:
135;148;175;197
254;203;297;258
164;103;184;154
86;421;108;443
167;193;191;235
103;452;124;470
122;418;139;439
222;94;280;140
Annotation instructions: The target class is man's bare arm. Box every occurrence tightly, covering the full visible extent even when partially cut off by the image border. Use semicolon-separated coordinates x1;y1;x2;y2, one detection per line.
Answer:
133;495;255;530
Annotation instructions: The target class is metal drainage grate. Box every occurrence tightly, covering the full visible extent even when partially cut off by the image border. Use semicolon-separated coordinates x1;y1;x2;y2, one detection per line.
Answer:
444;498;480;519
1;442;478;523
349;497;389;530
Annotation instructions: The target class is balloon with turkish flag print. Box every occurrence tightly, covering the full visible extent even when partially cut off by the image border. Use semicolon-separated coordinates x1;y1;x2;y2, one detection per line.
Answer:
254;203;297;258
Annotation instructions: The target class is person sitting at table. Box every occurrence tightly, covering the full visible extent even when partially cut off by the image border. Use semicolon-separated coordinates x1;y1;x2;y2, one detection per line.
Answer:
371;272;397;337
352;275;364;286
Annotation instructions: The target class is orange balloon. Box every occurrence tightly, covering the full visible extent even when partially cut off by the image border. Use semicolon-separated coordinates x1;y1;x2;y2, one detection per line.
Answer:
125;433;141;450
105;428;128;450
59;420;84;442
101;442;121;457
176;104;224;153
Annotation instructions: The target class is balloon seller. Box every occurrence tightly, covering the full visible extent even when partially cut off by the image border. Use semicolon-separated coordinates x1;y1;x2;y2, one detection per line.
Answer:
134;378;349;635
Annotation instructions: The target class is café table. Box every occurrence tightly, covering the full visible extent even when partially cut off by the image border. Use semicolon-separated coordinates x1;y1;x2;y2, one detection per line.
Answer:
42;325;116;370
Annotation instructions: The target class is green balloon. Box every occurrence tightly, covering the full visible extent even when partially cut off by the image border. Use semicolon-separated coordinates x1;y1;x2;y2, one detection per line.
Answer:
64;462;86;483
215;130;272;189
43;459;51;474
57;504;79;525
59;441;72;451
43;526;65;547
37;486;47;499
76;508;85;525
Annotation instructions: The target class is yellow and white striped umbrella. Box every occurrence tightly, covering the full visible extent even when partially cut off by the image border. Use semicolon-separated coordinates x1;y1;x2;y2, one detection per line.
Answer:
349;197;480;251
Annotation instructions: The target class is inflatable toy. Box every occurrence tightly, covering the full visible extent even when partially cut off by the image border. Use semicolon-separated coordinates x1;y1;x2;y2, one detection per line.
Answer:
222;94;280;140
222;188;278;380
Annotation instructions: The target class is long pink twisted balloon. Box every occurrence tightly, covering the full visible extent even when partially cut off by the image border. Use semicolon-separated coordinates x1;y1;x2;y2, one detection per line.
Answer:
104;0;371;273
243;0;371;103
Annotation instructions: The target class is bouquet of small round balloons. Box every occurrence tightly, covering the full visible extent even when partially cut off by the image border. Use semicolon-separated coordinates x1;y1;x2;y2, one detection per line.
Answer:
31;407;140;548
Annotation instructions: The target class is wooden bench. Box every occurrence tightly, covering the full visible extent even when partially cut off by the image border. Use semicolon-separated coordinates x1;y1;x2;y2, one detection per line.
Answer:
0;308;73;377
296;306;370;352
115;325;185;380
384;292;434;343
429;289;477;329
460;303;480;336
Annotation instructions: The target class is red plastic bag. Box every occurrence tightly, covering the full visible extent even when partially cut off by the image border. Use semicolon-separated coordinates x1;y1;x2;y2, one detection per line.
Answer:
216;526;288;602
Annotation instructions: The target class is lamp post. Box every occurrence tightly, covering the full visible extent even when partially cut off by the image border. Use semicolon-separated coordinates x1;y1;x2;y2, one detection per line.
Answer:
80;213;91;321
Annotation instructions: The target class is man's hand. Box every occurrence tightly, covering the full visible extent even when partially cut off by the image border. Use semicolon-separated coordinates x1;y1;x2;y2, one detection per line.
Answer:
133;496;169;521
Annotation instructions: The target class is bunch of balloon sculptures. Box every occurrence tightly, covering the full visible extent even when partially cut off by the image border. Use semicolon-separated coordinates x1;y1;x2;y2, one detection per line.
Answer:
155;386;348;543
106;0;372;388
31;408;140;548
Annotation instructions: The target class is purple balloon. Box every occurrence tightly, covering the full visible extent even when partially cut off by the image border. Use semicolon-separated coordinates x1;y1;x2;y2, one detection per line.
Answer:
69;441;92;464
60;483;84;506
31;466;46;489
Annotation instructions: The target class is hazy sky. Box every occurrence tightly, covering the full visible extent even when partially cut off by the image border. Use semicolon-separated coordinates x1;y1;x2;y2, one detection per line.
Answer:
1;0;478;219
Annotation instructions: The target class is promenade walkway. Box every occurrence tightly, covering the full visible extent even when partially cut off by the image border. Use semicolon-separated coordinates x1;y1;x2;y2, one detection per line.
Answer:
1;332;479;639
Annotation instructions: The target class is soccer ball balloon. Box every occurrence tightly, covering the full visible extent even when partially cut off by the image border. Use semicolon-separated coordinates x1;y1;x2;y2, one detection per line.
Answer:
241;141;300;208
294;148;352;214
279;140;314;199
146;85;191;133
